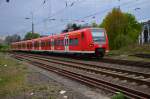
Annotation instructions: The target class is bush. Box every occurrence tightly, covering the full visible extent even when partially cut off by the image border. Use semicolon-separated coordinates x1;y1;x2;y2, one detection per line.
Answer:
0;44;9;51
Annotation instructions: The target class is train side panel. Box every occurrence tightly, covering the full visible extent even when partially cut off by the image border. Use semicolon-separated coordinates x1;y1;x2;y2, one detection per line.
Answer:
11;28;109;58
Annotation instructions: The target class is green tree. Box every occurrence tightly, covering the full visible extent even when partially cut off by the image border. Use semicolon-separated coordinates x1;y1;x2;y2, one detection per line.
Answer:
92;22;98;27
100;8;141;49
5;34;21;45
62;23;81;32
0;44;9;51
24;32;40;40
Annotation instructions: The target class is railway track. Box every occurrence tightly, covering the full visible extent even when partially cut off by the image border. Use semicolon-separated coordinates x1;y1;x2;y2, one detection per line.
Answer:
66;56;150;68
132;53;150;59
11;51;150;68
11;53;150;99
101;58;150;68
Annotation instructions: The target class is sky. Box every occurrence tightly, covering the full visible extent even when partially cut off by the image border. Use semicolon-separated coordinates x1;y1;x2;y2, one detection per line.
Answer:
0;0;150;39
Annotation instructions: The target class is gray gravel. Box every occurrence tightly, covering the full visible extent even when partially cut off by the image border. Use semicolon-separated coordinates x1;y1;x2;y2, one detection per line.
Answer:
22;62;110;99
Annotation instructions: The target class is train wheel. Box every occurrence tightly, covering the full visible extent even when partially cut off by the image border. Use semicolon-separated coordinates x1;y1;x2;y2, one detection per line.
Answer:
95;48;105;58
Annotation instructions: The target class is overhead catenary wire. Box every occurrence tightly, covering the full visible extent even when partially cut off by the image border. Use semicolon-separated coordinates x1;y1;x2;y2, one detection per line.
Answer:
44;0;140;29
22;0;86;34
18;0;149;35
45;0;150;30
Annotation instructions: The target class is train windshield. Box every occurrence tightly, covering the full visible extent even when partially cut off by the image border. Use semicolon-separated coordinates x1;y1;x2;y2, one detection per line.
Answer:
92;28;105;43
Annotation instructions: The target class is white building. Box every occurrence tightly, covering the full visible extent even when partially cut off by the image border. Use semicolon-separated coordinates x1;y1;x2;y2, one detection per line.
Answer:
139;19;150;44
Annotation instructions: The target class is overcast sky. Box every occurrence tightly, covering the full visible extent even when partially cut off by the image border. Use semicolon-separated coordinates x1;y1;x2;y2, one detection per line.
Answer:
0;0;150;38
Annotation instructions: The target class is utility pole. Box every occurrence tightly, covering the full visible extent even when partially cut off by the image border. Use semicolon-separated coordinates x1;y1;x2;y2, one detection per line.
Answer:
31;12;34;34
25;12;34;34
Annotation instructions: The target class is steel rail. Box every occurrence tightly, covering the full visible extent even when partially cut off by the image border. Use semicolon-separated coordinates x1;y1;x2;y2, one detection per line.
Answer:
12;55;150;99
12;53;150;78
12;53;150;85
12;56;150;99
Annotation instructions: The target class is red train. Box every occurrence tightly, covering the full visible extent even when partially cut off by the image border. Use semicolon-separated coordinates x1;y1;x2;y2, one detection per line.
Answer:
11;28;109;58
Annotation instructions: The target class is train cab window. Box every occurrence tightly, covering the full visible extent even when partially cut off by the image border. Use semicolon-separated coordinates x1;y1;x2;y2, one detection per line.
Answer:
92;28;105;43
69;38;78;46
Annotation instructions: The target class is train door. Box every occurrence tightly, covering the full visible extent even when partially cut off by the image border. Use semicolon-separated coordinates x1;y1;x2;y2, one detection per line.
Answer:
39;40;41;50
51;38;54;51
32;41;34;50
64;34;69;52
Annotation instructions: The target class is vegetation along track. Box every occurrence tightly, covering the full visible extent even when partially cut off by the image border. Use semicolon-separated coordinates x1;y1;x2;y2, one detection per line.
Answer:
11;52;150;99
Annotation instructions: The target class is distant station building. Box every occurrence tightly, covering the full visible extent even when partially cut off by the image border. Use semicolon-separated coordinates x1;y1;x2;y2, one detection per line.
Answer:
139;19;150;44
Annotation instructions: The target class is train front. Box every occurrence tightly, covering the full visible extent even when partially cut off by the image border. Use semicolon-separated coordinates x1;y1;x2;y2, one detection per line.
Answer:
91;28;109;58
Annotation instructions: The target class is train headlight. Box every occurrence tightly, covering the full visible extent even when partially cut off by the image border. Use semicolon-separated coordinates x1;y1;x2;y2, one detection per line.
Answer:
89;44;94;47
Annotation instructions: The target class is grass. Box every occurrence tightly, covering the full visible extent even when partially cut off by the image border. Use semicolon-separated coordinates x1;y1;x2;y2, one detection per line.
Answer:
108;44;150;55
0;52;63;99
111;92;126;99
106;44;150;62
0;53;26;98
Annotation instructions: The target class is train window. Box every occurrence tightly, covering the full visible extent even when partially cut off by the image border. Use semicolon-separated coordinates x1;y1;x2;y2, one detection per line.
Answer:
57;40;60;46
54;40;57;46
42;42;44;47
46;41;49;46
58;40;64;46
37;42;39;47
21;44;23;48
51;40;54;46
48;41;51;46
55;40;57;46
22;43;24;48
34;41;39;48
19;44;21;49
60;40;64;46
56;40;59;46
27;43;29;48
23;43;25;48
92;29;105;43
69;38;78;46
41;42;45;47
29;43;30;48
54;40;59;46
18;44;19;49
54;39;64;46
28;43;29;48
29;43;31;48
34;42;36;47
